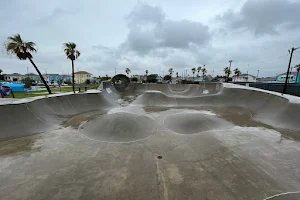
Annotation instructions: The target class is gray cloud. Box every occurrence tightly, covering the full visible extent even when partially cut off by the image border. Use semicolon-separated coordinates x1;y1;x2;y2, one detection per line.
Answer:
217;0;300;35
155;20;211;48
126;2;165;28
120;2;211;57
1;0;299;78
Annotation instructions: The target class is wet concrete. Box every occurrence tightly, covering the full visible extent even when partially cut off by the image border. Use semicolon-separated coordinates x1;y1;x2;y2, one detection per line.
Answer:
0;106;300;199
1;84;300;200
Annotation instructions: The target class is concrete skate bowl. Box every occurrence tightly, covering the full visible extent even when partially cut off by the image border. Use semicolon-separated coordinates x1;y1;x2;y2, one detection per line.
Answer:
0;92;116;141
79;112;157;142
130;84;300;132
164;111;234;134
1;83;300;200
264;192;300;200
117;82;223;97
111;74;130;93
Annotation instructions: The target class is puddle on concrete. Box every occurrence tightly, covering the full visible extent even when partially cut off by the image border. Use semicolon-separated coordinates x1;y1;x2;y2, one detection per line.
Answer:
0;134;41;156
64;110;107;128
143;106;300;141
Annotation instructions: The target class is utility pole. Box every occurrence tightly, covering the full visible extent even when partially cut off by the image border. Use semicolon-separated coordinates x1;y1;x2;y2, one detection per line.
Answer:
115;68;116;75
227;60;233;82
256;70;259;79
283;47;300;94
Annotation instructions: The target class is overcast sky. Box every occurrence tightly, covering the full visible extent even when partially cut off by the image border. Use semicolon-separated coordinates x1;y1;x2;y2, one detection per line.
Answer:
1;0;300;77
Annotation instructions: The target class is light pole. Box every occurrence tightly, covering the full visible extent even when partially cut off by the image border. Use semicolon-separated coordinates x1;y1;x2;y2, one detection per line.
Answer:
283;47;300;94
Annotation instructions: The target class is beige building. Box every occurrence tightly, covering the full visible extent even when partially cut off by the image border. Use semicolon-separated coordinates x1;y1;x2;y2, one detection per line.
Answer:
4;73;23;82
74;71;92;84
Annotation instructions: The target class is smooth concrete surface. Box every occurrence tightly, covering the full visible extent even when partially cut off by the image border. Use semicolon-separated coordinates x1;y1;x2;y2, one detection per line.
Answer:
0;83;300;200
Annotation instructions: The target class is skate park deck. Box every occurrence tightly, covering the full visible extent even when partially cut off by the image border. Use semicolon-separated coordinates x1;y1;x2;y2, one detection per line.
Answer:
0;83;300;200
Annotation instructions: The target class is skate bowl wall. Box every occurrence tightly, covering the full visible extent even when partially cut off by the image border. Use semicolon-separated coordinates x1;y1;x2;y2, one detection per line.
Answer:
0;92;116;141
132;85;300;131
0;83;300;141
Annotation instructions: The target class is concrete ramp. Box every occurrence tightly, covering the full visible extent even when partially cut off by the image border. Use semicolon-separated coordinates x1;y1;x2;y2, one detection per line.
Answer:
0;83;300;200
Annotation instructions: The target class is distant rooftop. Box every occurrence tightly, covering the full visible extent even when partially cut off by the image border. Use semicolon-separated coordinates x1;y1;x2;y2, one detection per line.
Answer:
42;74;60;76
7;73;22;76
277;72;299;76
25;73;38;76
232;74;256;78
74;71;91;75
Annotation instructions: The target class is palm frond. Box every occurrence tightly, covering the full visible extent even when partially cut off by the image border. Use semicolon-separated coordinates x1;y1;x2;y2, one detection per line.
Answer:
7;34;23;44
25;41;37;52
63;42;80;60
5;34;37;60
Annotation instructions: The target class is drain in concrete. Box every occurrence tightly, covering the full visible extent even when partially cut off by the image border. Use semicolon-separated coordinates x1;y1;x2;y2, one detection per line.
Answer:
80;112;157;142
157;156;162;159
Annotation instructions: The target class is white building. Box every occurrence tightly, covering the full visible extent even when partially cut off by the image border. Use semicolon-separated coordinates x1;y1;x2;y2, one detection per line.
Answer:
232;74;257;82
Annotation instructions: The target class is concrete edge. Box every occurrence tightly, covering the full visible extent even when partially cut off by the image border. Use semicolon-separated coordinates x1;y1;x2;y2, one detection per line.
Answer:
0;90;102;106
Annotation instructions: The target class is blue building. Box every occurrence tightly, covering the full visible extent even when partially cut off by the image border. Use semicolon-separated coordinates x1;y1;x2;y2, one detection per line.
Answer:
276;72;300;84
62;75;72;83
45;74;60;85
42;74;72;85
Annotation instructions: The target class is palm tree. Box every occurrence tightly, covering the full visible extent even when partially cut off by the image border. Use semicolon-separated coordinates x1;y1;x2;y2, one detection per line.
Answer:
5;34;52;94
0;69;2;74
63;42;80;93
125;68;131;76
295;64;300;83
202;67;207;81
168;68;173;75
234;68;241;82
224;67;231;82
192;67;196;81
197;66;202;77
145;70;148;83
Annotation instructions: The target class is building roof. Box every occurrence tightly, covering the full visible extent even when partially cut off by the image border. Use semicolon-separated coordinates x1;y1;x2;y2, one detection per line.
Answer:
74;71;91;75
46;74;60;76
277;72;299;76
7;73;23;76
25;73;38;76
232;74;256;78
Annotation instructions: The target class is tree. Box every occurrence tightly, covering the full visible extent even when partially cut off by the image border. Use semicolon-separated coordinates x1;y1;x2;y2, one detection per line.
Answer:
63;42;80;93
202;67;207;81
168;68;173;75
5;34;52;94
145;70;148;83
147;74;158;83
176;72;179;78
131;77;138;82
101;76;111;81
224;67;231;82
234;68;241;82
85;79;90;85
22;77;34;89
197;66;202;77
295;64;300;83
164;75;172;81
191;67;196;81
0;69;2;74
50;80;54;86
58;75;65;86
125;68;131;75
13;78;18;82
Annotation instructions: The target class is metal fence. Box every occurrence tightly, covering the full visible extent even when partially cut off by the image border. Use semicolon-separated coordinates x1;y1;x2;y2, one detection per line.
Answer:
235;82;300;97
